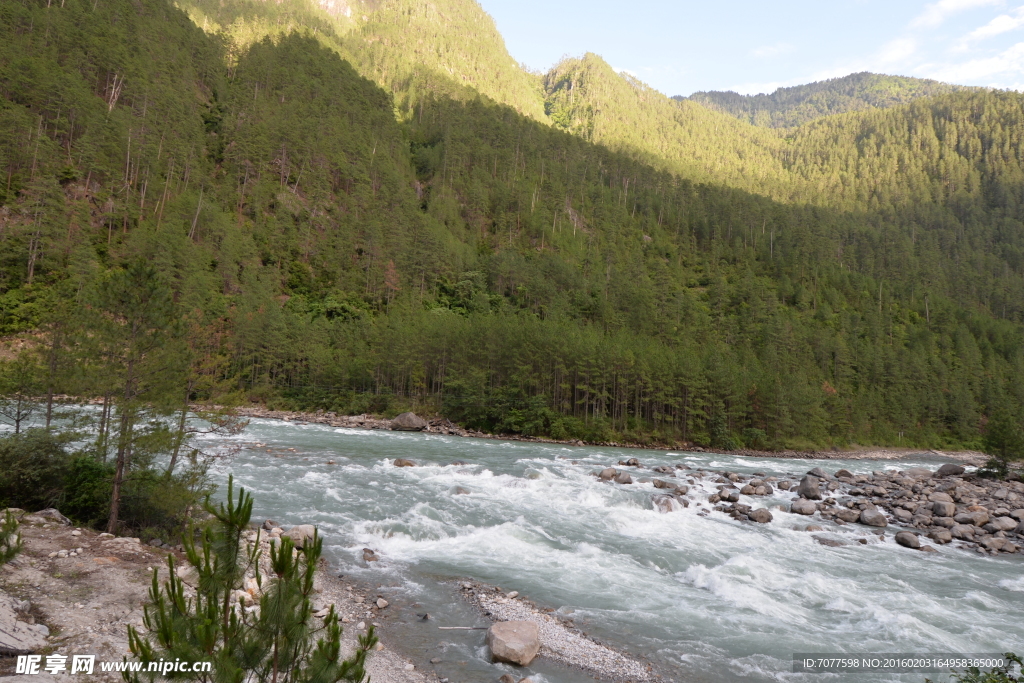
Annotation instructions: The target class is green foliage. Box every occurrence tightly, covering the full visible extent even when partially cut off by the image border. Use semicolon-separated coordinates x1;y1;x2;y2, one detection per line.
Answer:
929;653;1023;683
0;353;42;433
0;510;23;566
0;429;74;511
127;477;376;683
687;72;971;128
2;0;1024;451
60;456;116;528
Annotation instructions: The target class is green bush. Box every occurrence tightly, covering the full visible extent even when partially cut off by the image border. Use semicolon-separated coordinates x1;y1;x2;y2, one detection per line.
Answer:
60;456;115;528
932;653;1022;683
0;429;74;511
0;511;22;566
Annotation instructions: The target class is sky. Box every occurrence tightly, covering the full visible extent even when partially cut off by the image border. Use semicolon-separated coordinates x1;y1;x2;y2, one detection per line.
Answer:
477;0;1024;96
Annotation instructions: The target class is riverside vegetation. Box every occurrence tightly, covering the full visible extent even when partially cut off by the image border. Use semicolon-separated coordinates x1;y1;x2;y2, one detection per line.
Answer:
2;0;1024;461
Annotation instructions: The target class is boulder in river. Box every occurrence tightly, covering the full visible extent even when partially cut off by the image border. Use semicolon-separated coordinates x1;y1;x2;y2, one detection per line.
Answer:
806;467;829;479
859;509;888;527
834;469;854;479
749;508;773;523
391;412;428;431
362;548;380;562
928;529;952;544
895;531;921;549
836;508;861;523
652;494;680;513
618;458;641;467
653;479;675;489
285;524;317;549
598;467;617;481
262;519;279;530
904;468;932;479
486;620;540;666
790;499;817;515
393;458;417;467
613;471;633;485
797;475;823;500
955;511;989;527
984;516;1018;532
935;463;965;477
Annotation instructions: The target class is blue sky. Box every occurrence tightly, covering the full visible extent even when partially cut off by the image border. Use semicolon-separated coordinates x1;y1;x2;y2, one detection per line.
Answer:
478;0;1024;96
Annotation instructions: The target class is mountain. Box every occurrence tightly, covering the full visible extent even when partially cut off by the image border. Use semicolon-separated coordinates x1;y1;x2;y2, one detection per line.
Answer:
684;72;971;128
176;0;548;120
1;0;1023;452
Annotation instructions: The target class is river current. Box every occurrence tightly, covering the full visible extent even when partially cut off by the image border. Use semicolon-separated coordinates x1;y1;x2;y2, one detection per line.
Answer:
200;419;1024;683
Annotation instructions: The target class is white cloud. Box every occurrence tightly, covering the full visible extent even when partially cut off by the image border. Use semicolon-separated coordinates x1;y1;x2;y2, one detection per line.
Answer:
955;5;1024;50
923;40;1024;81
911;0;1002;28
751;42;796;59
728;80;788;95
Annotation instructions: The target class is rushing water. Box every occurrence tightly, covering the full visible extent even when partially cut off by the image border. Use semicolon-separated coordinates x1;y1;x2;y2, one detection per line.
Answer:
198;419;1024;683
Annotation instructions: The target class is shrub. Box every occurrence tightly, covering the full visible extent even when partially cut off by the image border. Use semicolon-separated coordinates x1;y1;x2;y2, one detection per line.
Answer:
0;429;74;511
0;511;22;566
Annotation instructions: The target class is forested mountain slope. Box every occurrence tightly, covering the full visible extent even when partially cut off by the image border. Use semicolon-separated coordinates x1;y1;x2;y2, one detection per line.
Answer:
1;0;1023;452
177;0;547;121
686;72;971;128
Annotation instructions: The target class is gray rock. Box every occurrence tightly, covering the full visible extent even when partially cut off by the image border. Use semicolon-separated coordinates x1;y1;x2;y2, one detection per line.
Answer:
904;468;933;479
1010;509;1024;521
791;499;817;515
720;489;740;503
285;525;317;549
34;508;71;526
363;548;379;562
499;676;516;683
740;484;756;495
933;516;956;528
834;469;854;479
986;516;1018;532
651;495;679;513
935;463;965;477
859;509;888;527
932;501;956;517
486;621;540;666
149;538;163;547
598;467;617;480
393;458;417;467
613;471;633;485
262;519;279;530
391;412;428;431
674;485;690;495
928;529;953;544
950;524;976;540
776;481;791;490
895;531;921;549
814;535;845;547
807;467;829;479
376;598;388;609
798;475;822;500
836;508;861;523
893;509;913;523
954;511;990;527
619;458;641;467
454;487;470;495
749;508;773;523
0;594;48;655
928;492;954;503
653;479;675;489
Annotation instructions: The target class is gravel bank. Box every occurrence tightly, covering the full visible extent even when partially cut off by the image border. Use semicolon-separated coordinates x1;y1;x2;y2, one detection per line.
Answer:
459;581;656;682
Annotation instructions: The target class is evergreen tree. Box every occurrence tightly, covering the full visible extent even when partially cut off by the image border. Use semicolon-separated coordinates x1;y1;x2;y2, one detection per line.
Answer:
127;477;376;683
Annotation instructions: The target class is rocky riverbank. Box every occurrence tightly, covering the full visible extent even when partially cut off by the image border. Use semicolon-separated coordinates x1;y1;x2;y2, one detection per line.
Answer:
590;457;1024;555
230;405;989;463
0;510;431;683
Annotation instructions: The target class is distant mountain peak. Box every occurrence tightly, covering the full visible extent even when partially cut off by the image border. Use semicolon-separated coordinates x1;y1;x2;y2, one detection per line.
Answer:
682;72;976;127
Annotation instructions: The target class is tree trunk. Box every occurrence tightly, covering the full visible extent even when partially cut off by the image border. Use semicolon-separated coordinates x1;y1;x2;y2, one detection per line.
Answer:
167;385;191;475
106;406;133;534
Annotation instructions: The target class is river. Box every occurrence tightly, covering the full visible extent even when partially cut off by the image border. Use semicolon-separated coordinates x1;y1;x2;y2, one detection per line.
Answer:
201;419;1024;683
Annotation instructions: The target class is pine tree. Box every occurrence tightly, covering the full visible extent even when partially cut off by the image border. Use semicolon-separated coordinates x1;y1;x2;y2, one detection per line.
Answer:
127;477;376;683
0;510;22;566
